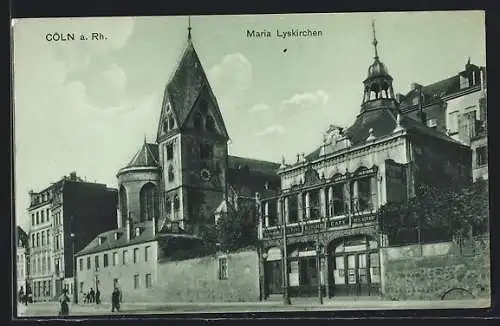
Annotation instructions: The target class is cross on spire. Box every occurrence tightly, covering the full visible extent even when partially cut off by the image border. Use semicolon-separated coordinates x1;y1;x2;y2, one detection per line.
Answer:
188;16;192;40
372;19;379;59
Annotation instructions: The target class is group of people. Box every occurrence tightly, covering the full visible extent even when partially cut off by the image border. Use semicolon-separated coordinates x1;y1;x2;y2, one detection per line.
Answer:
57;284;123;316
17;286;32;306
82;288;101;304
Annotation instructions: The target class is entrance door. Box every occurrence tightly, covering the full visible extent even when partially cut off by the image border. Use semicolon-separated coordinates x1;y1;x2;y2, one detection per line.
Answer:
333;252;380;296
266;260;282;294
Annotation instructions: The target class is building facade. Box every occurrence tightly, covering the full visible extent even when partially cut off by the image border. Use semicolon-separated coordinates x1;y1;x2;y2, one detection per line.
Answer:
398;60;487;181
75;219;158;303
258;26;472;298
26;172;118;302
16;226;29;296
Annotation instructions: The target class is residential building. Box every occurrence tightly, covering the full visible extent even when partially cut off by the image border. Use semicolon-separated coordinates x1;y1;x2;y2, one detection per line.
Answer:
258;25;472;298
27;172;118;302
16;226;29;296
397;60;487;180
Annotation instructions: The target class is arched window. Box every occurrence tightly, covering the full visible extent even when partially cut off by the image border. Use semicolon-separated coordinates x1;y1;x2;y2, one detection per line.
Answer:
119;186;128;225
168;165;174;182
165;196;171;217
173;195;180;211
163;120;169;133
194;112;203;130
205;115;215;132
169;116;175;130
139;183;158;222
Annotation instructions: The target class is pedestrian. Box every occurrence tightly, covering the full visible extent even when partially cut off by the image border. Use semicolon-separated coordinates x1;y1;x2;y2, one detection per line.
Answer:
58;288;70;317
89;288;95;303
96;289;101;304
18;286;24;303
111;286;121;312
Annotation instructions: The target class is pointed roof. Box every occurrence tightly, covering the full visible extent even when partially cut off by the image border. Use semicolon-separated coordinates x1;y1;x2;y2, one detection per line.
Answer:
164;40;212;129
122;142;159;169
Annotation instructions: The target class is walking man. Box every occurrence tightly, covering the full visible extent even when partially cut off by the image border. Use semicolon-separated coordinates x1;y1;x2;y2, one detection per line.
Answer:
111;286;121;312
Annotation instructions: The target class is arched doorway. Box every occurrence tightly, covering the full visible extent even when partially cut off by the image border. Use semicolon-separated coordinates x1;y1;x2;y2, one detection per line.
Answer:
328;235;380;297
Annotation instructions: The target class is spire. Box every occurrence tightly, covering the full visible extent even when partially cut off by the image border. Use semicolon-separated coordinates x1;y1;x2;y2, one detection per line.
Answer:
372;19;379;59
188;16;192;41
143;134;147;144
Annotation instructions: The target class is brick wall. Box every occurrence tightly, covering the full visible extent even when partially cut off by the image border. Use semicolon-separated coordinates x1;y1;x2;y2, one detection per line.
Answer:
380;238;490;300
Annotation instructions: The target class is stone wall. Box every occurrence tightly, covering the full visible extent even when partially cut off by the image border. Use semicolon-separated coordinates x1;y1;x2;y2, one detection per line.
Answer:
381;238;490;300
124;249;260;303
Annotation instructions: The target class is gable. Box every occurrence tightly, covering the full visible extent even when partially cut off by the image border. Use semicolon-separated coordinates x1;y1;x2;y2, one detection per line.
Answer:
183;86;229;139
156;96;180;142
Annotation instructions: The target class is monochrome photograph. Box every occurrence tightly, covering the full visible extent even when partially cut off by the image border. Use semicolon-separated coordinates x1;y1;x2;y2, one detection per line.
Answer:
11;11;489;318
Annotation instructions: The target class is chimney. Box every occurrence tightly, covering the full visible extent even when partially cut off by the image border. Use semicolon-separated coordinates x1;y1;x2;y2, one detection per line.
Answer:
70;172;77;180
125;215;131;241
480;68;486;94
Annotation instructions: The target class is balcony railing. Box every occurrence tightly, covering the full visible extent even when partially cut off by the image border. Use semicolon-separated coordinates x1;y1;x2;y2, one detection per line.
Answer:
262;212;377;240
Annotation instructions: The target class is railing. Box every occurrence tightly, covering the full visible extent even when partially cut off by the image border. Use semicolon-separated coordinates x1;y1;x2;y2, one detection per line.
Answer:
262;212;377;239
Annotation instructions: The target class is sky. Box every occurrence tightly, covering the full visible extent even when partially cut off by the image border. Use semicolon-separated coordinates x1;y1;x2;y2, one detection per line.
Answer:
12;11;486;231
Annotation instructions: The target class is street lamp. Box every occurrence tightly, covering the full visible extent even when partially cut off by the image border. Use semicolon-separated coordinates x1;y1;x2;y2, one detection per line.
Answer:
69;232;77;304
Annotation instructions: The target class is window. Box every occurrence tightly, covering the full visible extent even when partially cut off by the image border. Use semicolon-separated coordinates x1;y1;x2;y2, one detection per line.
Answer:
168;165;174;182
41;231;45;246
169;116;175;130
448;111;459;134
103;254;109;267
55;235;59;250
36;233;40;247
133;248;139;263
94;255;100;269
412;96;419;105
193;112;203;130
135;227;141;237
46;230;50;246
200;143;212;160
79;258;83;271
145;246;150;262
145;273;152;288
218;258;228;280
476;146;488;166
46;208;50;221
86;257;91;270
205;115;215;132
47;257;51;273
41;210;45;223
123;250;128;265
113;252;118;266
173;195;180;211
163;120;169;133
426;118;437;128
80;282;84;293
36;212;39;224
166;143;174;161
31;234;35;248
31;214;35;226
134;274;140;289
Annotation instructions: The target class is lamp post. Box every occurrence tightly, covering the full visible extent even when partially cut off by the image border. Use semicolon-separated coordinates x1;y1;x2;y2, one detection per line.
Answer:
280;197;291;305
69;232;77;304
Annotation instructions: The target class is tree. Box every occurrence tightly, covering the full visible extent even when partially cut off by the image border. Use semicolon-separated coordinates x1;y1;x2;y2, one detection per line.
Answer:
378;178;489;245
216;199;258;252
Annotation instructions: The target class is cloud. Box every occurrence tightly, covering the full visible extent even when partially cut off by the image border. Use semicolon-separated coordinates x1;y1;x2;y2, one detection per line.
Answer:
255;125;285;137
208;53;253;109
248;103;270;113
85;63;128;107
280;90;329;111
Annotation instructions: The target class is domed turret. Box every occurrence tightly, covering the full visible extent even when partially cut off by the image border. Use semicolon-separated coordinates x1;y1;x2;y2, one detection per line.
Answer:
359;19;397;115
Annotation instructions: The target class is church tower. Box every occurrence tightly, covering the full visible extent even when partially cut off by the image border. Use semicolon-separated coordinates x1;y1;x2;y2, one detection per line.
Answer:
156;18;230;235
360;20;398;117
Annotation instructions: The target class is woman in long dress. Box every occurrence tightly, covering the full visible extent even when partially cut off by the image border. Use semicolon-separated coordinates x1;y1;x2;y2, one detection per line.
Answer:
59;289;70;316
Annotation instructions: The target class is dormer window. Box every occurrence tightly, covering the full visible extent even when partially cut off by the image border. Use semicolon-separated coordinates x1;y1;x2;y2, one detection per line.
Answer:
114;232;121;241
98;236;107;245
460;75;470;89
135;227;141;237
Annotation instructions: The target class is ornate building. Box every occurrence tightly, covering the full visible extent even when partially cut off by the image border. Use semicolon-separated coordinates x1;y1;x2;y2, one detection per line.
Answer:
258;23;472;298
